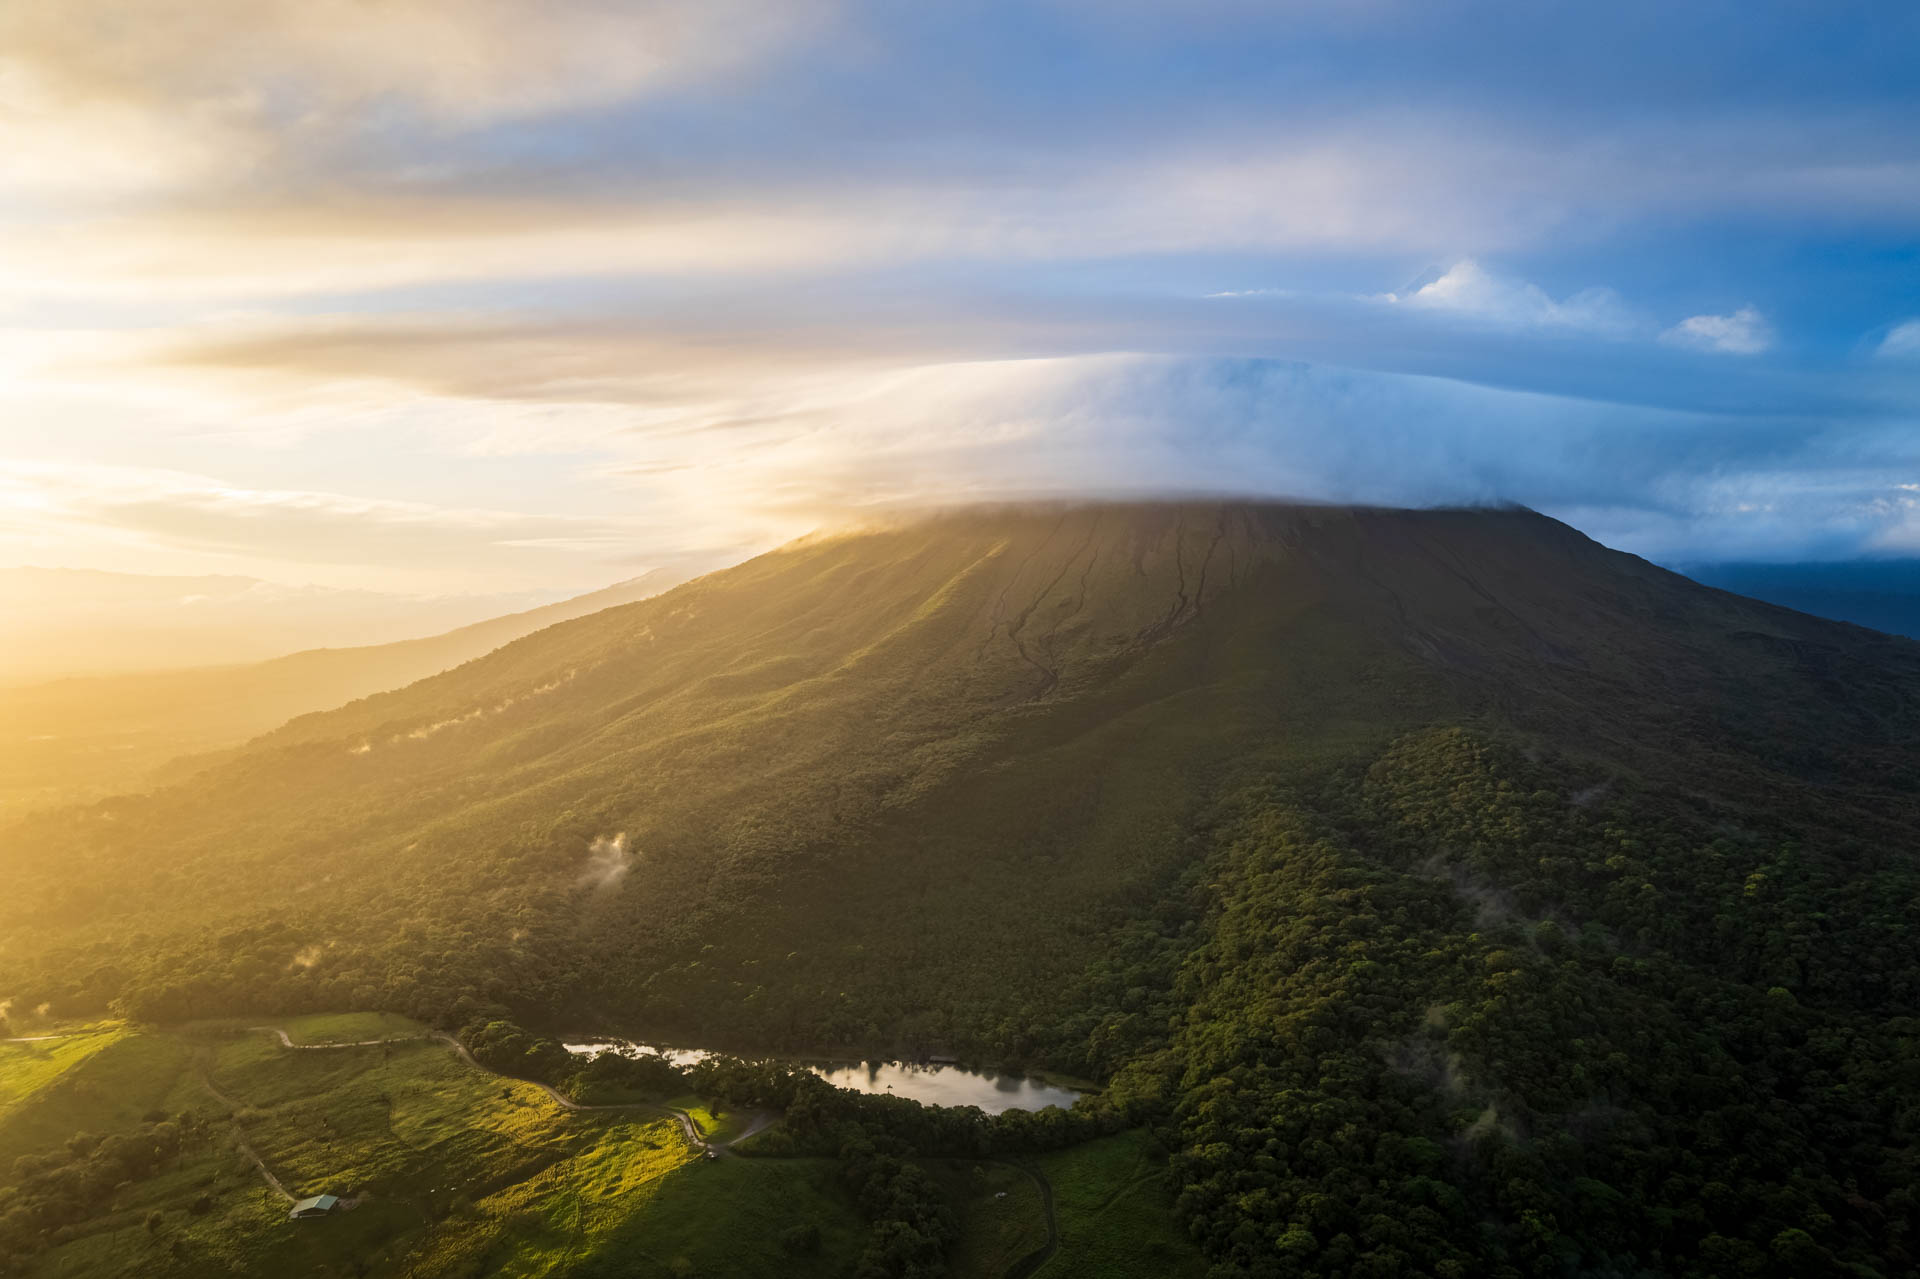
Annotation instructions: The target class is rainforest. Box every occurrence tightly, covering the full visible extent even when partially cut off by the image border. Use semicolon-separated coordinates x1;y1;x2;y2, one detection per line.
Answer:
6;5;1920;1274
3;502;1918;1277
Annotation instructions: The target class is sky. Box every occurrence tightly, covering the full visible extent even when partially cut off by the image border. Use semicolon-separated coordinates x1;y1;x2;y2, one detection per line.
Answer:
2;0;1919;597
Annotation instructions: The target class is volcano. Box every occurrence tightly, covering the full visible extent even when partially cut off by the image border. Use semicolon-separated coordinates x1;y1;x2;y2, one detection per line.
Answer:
6;501;1919;1275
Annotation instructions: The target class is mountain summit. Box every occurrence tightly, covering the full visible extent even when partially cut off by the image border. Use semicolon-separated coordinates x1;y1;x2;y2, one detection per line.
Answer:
6;501;1919;1275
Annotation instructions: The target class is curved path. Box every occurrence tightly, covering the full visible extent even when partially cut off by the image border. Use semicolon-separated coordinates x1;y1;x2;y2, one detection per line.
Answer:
234;1137;297;1204
1002;1162;1060;1279
210;1026;738;1207
197;1067;297;1203
227;1026;1057;1262
253;1027;411;1050
245;1026;722;1155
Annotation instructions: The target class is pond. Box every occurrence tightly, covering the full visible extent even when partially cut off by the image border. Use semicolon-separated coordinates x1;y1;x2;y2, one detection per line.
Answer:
564;1039;710;1068
808;1059;1080;1114
562;1039;1079;1115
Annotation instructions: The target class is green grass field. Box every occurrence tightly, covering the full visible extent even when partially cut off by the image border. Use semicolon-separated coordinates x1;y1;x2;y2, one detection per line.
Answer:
4;1019;607;1277
919;1131;1204;1279
928;1160;1049;1279
1027;1130;1206;1279
661;1094;757;1145
275;1012;429;1045
199;1032;578;1203
0;1017;1193;1277
0;1020;868;1277
396;1118;873;1278
522;1148;868;1278
0;1025;161;1161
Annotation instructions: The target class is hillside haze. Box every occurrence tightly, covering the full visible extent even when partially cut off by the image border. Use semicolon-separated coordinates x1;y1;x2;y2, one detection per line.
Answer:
0;568;689;816
5;500;1920;1276
0;567;591;685
8;501;1918;1021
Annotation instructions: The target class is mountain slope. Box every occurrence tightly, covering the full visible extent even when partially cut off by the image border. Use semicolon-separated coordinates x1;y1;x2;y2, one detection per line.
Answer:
4;500;1920;1276
0;568;687;816
6;501;1918;1022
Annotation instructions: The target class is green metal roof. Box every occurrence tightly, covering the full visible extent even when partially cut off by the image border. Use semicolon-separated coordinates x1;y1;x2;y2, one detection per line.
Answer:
288;1194;339;1217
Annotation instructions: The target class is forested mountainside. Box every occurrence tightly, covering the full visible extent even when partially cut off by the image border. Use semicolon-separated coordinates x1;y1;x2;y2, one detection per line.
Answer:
5;501;1920;1277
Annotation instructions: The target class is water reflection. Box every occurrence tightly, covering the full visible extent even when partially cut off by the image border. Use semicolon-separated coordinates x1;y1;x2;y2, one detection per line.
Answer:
564;1039;710;1067
809;1060;1079;1114
562;1039;1079;1114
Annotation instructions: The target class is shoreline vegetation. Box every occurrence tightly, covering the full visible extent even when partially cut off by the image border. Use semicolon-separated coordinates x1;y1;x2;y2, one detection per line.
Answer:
564;1030;1091;1076
562;1033;1093;1112
0;1011;1192;1278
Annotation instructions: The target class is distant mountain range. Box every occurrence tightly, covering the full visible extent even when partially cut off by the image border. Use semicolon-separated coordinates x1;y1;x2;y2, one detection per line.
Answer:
0;566;617;685
1673;558;1920;640
0;568;688;815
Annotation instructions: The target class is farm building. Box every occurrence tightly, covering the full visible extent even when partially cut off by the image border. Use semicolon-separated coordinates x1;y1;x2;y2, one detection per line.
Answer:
288;1194;340;1220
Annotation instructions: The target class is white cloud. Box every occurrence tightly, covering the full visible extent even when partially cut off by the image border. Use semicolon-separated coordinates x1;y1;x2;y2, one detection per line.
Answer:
1877;319;1920;361
0;203;877;302
0;460;653;591
0;0;830;198
1661;306;1774;355
1374;260;1638;335
5;109;1916;306
5;347;1916;595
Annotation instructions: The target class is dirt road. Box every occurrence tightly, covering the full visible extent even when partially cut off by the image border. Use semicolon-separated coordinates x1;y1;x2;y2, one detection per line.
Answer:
248;1026;720;1154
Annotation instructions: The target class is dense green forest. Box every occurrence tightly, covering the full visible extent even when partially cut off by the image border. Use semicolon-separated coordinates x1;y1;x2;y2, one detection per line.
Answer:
4;501;1920;1276
1150;733;1918;1276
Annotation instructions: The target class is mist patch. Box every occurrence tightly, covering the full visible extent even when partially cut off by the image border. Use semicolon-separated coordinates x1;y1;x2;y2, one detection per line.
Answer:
579;832;633;891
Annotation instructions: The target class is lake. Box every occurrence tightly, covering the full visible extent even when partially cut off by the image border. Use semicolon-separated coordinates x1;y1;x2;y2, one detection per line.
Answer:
563;1040;1079;1114
564;1039;710;1068
809;1059;1080;1113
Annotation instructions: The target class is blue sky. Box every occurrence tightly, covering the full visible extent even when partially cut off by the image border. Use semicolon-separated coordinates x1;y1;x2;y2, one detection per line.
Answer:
1;0;1917;592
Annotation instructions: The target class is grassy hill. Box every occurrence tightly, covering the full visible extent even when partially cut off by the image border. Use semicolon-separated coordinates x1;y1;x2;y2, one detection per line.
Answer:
0;1016;846;1277
0;1016;1187;1278
4;500;1920;1276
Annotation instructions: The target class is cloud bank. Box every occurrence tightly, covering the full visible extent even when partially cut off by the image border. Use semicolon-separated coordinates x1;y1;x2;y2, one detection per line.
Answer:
1377;261;1638;336
1;0;1918;596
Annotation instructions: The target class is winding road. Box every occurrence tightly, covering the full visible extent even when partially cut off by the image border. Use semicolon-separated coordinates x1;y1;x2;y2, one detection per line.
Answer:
222;1026;1059;1269
1002;1162;1060;1279
196;1066;296;1203
242;1026;742;1155
203;1025;742;1209
234;1137;297;1204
